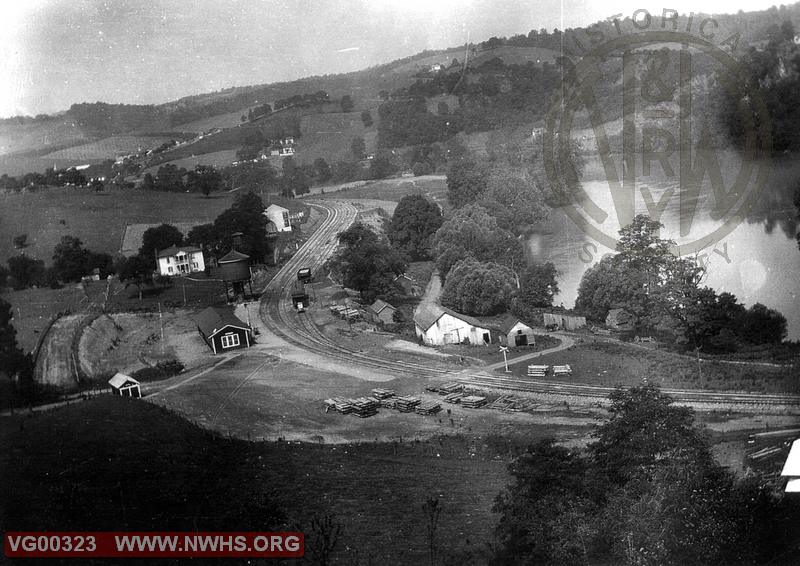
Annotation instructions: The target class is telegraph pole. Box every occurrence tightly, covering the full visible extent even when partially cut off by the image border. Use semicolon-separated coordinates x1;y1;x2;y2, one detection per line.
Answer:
500;346;511;373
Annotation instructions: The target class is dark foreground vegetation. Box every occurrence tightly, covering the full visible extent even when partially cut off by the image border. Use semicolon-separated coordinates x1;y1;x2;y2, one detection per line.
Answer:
2;387;798;565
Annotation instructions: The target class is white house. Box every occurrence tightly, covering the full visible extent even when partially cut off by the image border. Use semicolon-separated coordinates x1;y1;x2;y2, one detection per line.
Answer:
264;204;292;232
414;304;497;346
156;245;205;276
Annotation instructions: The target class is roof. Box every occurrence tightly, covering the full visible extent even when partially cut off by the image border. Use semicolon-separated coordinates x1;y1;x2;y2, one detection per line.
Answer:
413;303;489;332
156;245;202;259
218;249;250;263
194;306;249;338
108;372;139;389
370;299;395;313
781;439;800;477
494;315;532;334
265;203;289;213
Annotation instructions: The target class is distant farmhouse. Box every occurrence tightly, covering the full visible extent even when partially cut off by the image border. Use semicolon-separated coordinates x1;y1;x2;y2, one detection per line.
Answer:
264;204;292;232
156;245;205;276
194;306;252;355
414;304;499;346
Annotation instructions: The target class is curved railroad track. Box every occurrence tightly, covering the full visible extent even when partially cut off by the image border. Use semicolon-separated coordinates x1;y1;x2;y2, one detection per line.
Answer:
259;201;800;412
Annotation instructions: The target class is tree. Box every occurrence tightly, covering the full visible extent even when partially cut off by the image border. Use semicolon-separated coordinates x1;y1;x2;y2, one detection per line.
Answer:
340;95;354;112
367;153;396;179
141;172;155;191
7;255;45;289
52;235;90;282
387;195;443;260
738;303;787;344
0;298;32;381
440;259;516;316
186;223;221;257
118;254;155;301
351;136;366;160
212;191;268;261
154;164;185;192
186;165;222;197
139;224;184;258
479;168;549;233
313;157;332;184
446;158;487;208
329;223;406;302
432;204;523;279
511;262;559;319
360;110;373;127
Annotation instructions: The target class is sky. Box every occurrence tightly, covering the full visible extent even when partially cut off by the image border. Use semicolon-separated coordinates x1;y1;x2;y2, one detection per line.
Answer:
0;0;788;117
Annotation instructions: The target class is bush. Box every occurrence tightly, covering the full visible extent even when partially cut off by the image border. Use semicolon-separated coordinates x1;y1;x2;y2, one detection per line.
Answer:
131;359;184;382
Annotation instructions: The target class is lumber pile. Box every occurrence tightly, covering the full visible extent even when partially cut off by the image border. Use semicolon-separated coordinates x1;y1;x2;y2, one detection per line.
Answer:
371;388;396;400
379;397;397;409
461;395;487;409
443;392;463;404
527;364;549;378
438;382;463;395
395;396;421;412
415;400;442;415
351;397;379;418
324;398;354;414
553;364;572;376
488;394;538;412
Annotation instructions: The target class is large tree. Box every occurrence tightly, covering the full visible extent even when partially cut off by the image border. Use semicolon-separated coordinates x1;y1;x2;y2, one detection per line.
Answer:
212;191;268;261
387;195;443;260
7;255;45;290
511;262;559;320
432;204;524;280
139;224;184;258
329;223;406;302
440;259;516;316
186;165;222;197
0;298;32;381
446;158;487;208
52;235;90;282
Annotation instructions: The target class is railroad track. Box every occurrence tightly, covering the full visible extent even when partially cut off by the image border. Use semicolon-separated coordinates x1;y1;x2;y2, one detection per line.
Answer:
259;200;454;378
259;201;800;412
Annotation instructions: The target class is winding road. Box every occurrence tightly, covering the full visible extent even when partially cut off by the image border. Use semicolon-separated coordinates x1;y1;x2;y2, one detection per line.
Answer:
259;201;800;414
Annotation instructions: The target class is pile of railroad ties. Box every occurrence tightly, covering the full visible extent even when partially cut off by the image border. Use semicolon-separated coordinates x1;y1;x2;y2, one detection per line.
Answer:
323;384;488;418
527;364;573;377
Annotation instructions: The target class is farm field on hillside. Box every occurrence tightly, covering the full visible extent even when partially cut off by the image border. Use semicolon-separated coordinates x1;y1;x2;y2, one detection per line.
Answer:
316;175;447;204
506;340;800;394
0;119;88;158
170;109;251;133
0;187;237;263
42;135;179;161
297;111;377;164
141;149;238;175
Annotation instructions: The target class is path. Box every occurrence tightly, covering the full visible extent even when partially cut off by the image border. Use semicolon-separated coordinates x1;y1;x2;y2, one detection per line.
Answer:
484;332;575;371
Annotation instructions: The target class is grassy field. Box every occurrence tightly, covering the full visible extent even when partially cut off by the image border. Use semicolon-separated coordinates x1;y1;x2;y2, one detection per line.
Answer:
296;111;377;165
42;135;179;161
170;110;251;134
317;175;447;204
506;340;800;394
141;149;239;175
0;395;518;563
0;186;239;263
0;118;88;158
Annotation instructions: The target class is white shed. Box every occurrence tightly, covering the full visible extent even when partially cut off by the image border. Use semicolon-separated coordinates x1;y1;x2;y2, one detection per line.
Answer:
108;373;141;398
414;304;497;346
264;204;292;232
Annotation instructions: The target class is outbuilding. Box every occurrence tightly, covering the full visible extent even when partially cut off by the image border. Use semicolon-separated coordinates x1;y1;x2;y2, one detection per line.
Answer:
194;306;252;354
414;303;498;346
366;299;397;326
108;373;142;398
264;204;292;232
496;317;537;348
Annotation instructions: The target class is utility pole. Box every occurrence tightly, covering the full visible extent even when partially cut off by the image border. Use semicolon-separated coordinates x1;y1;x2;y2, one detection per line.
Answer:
500;346;511;373
158;301;165;355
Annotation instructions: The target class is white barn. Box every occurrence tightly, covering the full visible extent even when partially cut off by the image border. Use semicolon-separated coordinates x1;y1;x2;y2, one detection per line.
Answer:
264;204;292;232
414;304;497;346
156;245;205;276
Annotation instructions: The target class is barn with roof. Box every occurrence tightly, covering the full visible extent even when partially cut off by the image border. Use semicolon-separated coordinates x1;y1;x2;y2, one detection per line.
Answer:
414;303;498;346
365;299;397;326
194;306;252;354
495;316;537;348
108;373;141;398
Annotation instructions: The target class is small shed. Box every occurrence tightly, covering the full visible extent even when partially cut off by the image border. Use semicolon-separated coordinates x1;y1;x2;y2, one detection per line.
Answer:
366;299;397;325
542;312;587;331
108;373;141;398
496;317;536;348
194;306;252;354
606;308;636;331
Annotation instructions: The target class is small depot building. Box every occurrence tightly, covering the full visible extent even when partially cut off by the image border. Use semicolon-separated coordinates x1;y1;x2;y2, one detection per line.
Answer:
108;373;142;398
414;303;499;346
496;317;537;348
194;306;252;354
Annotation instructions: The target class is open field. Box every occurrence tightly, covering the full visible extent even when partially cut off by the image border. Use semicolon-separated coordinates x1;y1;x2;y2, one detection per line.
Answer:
316;174;447;204
42;134;179;161
170;109;251;134
0;285;86;353
506;340;800;394
296;111;377;164
0;186;238;263
0;395;517;563
141;149;239;175
0;119;88;158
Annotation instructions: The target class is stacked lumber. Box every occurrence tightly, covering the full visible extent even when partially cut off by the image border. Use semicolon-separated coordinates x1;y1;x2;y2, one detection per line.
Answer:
461;395;487;409
443;392;463;404
527;364;549;378
748;445;785;462
351;397;379;418
372;388;396;400
488;395;538;412
416;400;442;415
325;398;353;413
553;364;572;376
439;382;463;395
395;396;421;412
379;397;397;409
